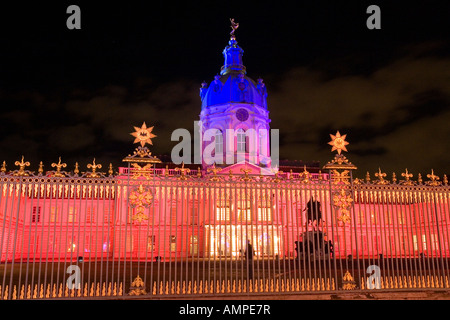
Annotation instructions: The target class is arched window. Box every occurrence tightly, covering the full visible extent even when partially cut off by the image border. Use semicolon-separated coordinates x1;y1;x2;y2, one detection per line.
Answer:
259;129;268;156
215;130;223;154
236;129;246;153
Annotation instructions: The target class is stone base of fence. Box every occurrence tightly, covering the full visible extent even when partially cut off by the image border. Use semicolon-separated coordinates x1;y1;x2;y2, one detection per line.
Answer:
0;274;449;299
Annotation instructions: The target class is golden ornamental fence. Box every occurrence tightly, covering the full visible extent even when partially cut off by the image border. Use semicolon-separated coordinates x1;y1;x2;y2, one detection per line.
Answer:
0;156;449;299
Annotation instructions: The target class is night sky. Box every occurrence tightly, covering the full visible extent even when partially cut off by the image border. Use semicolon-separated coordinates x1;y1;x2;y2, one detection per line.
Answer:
1;1;449;179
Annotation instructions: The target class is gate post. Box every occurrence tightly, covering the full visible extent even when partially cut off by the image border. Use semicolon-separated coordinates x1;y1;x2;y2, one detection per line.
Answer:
323;131;358;290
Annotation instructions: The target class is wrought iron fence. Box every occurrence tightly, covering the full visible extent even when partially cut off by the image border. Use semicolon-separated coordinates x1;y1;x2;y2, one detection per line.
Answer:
0;161;449;299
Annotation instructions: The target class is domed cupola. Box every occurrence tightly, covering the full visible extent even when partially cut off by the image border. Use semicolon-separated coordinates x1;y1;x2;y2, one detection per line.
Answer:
199;19;272;169
200;21;268;110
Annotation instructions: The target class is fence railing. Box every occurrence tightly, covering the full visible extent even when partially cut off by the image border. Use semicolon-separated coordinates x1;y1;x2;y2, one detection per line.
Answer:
0;166;449;299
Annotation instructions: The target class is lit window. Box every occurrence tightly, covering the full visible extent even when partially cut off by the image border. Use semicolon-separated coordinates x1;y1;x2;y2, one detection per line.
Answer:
68;207;77;223
32;206;41;223
236;129;246;153
258;207;272;222
170;235;176;252
215;130;223;154
148;235;155;251
86;207;95;223
238;197;251;222
67;242;76;253
50;207;58;223
216;199;231;221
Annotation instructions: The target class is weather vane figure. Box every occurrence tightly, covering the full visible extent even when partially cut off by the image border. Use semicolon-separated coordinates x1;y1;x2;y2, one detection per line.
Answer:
230;18;239;40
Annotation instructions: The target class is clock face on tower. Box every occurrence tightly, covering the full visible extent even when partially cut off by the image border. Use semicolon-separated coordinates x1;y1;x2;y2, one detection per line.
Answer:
236;108;249;122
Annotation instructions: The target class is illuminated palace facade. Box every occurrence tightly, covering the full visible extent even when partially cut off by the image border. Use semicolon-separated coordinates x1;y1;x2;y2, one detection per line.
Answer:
1;26;449;264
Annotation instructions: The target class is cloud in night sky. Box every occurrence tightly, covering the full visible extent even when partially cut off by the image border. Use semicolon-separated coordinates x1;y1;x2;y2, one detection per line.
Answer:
268;41;450;176
0;41;449;178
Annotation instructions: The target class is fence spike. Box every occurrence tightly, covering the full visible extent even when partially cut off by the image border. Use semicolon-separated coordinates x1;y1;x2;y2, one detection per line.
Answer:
4;285;8;300
12;285;17;300
20;285;25;299
119;282;123;296
45;284;50;298
108;282;112;296
27;284;31;299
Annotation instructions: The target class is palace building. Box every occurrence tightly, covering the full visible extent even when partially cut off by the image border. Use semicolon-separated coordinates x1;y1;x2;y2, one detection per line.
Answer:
0;20;449;294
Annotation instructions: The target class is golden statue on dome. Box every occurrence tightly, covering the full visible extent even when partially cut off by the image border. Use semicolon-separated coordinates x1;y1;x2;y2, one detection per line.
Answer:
230;18;239;40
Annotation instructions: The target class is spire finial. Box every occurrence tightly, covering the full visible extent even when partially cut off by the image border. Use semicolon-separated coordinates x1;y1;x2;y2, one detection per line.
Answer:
230;18;239;40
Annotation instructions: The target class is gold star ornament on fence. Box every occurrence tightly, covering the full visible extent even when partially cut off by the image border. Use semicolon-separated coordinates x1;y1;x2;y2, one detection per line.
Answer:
328;131;349;155
131;122;156;147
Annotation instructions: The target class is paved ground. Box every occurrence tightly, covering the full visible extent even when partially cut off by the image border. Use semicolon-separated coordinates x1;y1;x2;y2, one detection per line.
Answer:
126;289;450;300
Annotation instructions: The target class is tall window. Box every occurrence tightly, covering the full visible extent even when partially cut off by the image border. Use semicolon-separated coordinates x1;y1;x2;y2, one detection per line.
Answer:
216;199;231;221
259;129;268;156
147;235;155;251
357;210;365;225
50;207;58;223
86;207;95;223
258;195;272;222
215;130;223;154
258;206;272;222
236;129;246;153
68;207;77;223
170;236;176;252
32;206;41;223
238;194;251;222
396;211;405;225
170;204;177;226
104;207;112;223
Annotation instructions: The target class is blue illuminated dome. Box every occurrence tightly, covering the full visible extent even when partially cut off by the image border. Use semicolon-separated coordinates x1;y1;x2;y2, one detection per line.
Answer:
200;39;268;110
199;21;271;169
